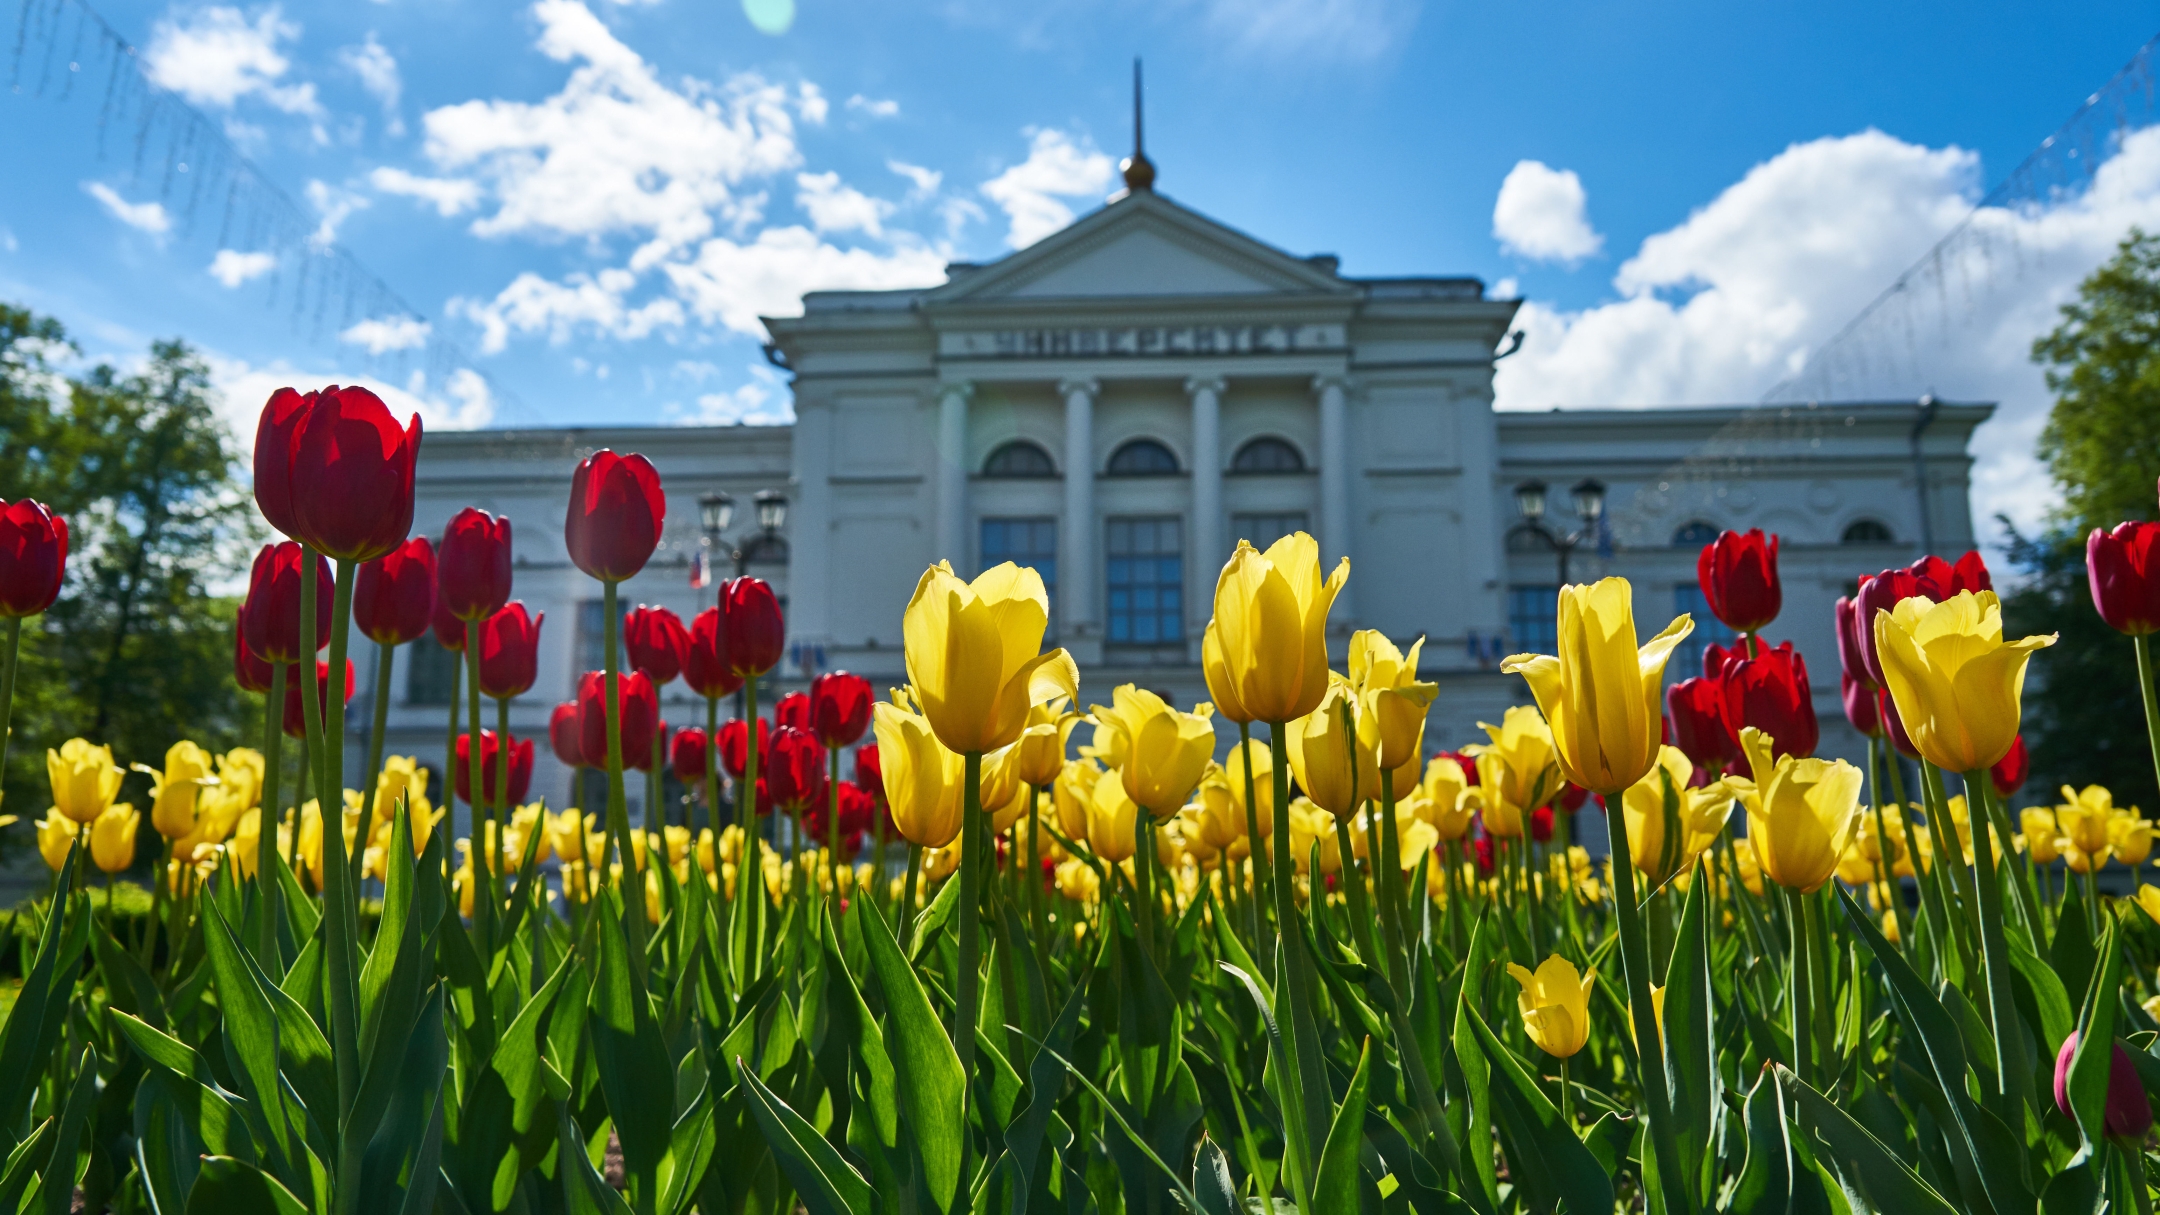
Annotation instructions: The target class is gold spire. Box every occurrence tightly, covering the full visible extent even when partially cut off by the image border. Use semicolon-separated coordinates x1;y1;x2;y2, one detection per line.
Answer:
1119;58;1156;193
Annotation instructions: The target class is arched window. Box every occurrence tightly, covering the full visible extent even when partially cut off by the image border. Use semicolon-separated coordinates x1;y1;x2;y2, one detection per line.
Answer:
1671;520;1720;547
1106;439;1179;476
1841;519;1894;545
982;440;1056;478
1230;436;1305;474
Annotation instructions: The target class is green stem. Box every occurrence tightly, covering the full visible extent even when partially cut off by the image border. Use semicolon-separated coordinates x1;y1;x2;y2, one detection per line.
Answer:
1237;723;1270;945
900;842;922;943
1378;767;1410;997
1334;815;1375;966
2136;636;2160;807
1559;1055;1573;1133
1027;784;1046;961
257;661;288;965
1959;770;2028;1117
704;695;719;918
600;580;645;955
352;639;393;893
1784;884;1813;1088
319;559;365;1215
0;616;20;807
1269;723;1324;1215
1606;789;1697;1215
465;618;495;955
497;696;513;874
828;748;842;895
956;749;985;1185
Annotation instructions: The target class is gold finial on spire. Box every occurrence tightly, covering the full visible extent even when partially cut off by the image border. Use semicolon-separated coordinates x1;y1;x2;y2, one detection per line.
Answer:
1120;57;1156;193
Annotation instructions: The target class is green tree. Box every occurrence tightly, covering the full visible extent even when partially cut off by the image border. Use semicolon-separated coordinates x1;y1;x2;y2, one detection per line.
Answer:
2003;229;2160;806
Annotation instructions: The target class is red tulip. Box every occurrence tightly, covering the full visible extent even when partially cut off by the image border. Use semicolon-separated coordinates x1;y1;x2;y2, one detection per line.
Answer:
233;621;274;694
284;658;355;738
577;669;659;771
549;701;585;767
672;726;710;784
719;717;769;779
806;782;877;852
765;725;827;813
1696;528;1781;633
565;450;665;582
1703;640;1740;682
252;388;311;539
1472;833;1495;877
854;742;883;798
0;499;68;618
431;593;467;654
1434;749;1480;786
286;385;422;562
810;671;874;749
747;778;776;818
2053;1033;2153;1141
477;603;544;699
1718;641;1818;760
1841;671;1881;738
1528;805;1554;843
685;607;746;699
1990;734;2029;797
1879;688;1919;760
719;577;785;677
241;542;332;664
774;692;811;734
437;508;513;621
1666;678;1738;772
1832;595;1873;689
623;605;689;685
1555;782;1591;814
353;537;436;646
454;730;535;809
1854;552;1995;687
2088;522;2160;636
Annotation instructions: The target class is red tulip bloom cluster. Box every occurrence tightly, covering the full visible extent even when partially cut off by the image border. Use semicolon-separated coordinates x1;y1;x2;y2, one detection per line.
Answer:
719;718;769;779
284;659;355;738
233;622;275;694
353;537;436;646
1990;734;2029;797
438;508;513;622
1666;640;1817;768
2088;521;2160;636
1851;552;1993;686
805;783;876;855
1696;529;1781;633
577;670;659;771
685;608;746;699
549;702;585;767
455;730;535;809
1528;805;1554;843
1665;678;1737;772
717;577;785;677
774;692;811;734
254;385;422;561
764;726;827;813
624;606;689;685
672;727;711;784
477;603;545;699
810;671;874;749
565;450;665;582
242;542;332;664
0;499;68;618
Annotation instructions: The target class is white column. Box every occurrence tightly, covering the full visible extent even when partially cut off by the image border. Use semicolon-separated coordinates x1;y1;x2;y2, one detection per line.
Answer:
934;380;973;568
788;399;832;642
1059;377;1100;656
1185;375;1225;648
1315;373;1355;624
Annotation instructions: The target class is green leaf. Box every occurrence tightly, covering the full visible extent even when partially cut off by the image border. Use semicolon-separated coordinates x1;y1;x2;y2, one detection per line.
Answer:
589;888;676;1181
40;1050;98;1215
1662;864;1718;1205
555;1109;636;1215
357;984;450;1209
1311;1037;1373;1211
736;1058;874;1215
858;883;966;1215
2066;914;2124;1147
656;1076;717;1215
909;866;962;962
200;895;307;1177
2007;930;2074;1055
1006;950;1091;1213
183;1156;311;1215
110;1007;208;1081
0;857;89;1153
1463;1004;1613;1215
1192;1138;1240;1215
1449;917;1500;1212
1776;1064;1959;1214
90;914;166;1028
459;948;578;1211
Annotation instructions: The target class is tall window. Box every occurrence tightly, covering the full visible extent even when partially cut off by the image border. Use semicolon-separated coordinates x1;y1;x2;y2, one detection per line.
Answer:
981;518;1058;624
404;638;460;706
1106;517;1184;644
1672;583;1738;680
1507;585;1559;656
574;599;609;683
1231;511;1309;551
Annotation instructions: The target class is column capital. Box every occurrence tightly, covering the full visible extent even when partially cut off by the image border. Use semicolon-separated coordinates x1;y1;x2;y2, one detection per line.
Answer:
1183;374;1227;398
1056;376;1100;401
1311;372;1353;396
936;378;976;402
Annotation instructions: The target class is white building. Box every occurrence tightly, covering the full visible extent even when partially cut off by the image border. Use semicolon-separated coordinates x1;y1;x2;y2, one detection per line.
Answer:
373;164;1990;835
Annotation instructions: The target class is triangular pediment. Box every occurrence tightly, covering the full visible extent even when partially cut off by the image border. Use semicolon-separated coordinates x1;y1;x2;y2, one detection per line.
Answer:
927;191;1355;303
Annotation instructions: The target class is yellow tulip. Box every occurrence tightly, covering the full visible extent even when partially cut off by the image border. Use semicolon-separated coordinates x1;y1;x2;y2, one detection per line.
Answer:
1090;685;1217;818
1507;955;1596;1058
1466;706;1560;838
1501;578;1692;794
2112;812;2153;867
134;741;218;839
2021;808;2061;864
1011;698;1081;788
1285;797;1337;874
1620;746;1731;888
1087;769;1140;863
1053;758;1101;840
1189;763;1246;852
229;809;263;879
873;694;967;849
1629;984;1668;1052
48;738;122;824
36;810;78;871
371;756;430;831
90;803;140;873
1418;756;1479;840
1731;836;1765;896
1224;737;1276;838
1728;726;1863;893
976;743;1025;825
1054;857;1100;903
988;781;1032;833
1348;630;1438;771
2133;884;2160;927
218;748;265;813
1202;533;1348;725
2057;785;2117;871
1873;591;2053;774
902;561;1079;755
1286;676;1374;820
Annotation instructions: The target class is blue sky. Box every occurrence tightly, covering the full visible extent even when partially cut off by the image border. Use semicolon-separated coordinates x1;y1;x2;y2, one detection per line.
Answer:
1;0;2156;534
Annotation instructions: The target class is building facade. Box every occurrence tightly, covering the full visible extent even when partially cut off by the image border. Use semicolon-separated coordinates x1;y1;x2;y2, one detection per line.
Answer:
374;184;1990;835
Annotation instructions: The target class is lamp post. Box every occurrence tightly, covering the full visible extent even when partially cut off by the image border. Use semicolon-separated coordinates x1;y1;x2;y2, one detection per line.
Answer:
1514;477;1606;586
698;492;735;608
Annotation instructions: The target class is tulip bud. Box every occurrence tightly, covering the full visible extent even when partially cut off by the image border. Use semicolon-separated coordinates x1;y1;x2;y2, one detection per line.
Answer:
1666;677;1737;772
1833;595;1873;689
0;499;68;618
241;542;333;664
90;804;140;873
353;537;436;646
1093;684;1217;819
577;670;659;772
549;702;585;767
233;621;275;694
437;508;513;622
764;726;828;813
718;717;769;779
719;577;786;678
1840;671;1881;738
1696;529;1781;633
774;691;812;734
873;699;964;848
1508;955;1596;1059
2087;521;2160;637
1203;534;1346;725
565;450;665;582
685;607;745;699
624;605;689;685
455;730;534;809
48;738;122;824
284;659;356;739
854;743;883;798
810;671;875;749
671;727;710;784
1718;641;1819;760
2053;1032;2154;1141
285;385;422;562
476;602;544;699
1990;734;2029;797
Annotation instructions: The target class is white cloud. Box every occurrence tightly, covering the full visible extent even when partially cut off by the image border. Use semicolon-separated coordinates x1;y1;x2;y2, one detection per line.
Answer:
305;180;370;247
1493;160;1602;263
980;127;1114;248
888;159;941;198
1496;126;2160;543
208;249;275;286
369;166;481;216
340;34;403;134
203;353;494;448
848;94;900;119
796;82;828;125
417;0;803;258
451;267;685;353
82;183;172;236
667;364;791;425
938;195;986;241
662;226;947;335
341;315;432;353
794;171;891;237
144;6;321;116
1198;0;1418;64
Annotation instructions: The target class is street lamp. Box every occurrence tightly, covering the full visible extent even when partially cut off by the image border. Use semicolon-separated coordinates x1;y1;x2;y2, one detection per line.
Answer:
700;492;734;537
1515;477;1606;586
754;489;787;535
